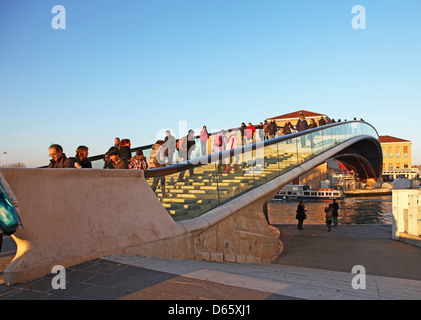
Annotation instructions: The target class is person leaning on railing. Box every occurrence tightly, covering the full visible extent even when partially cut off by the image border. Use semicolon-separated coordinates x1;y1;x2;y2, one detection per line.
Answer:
107;148;129;169
72;145;92;168
47;144;75;168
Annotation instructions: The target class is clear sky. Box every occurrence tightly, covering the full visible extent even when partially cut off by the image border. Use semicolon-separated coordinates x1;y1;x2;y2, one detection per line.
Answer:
1;0;420;167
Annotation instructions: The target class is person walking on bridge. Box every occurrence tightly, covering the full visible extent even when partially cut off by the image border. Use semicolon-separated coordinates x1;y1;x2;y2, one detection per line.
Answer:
295;114;309;148
213;130;227;173
200;126;209;156
268;119;277;139
177;130;196;182
149;140;167;196
164;130;176;165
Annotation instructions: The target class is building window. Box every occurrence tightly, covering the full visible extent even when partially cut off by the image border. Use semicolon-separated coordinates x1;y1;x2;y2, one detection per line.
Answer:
388;147;393;158
389;163;393;170
382;148;386;158
404;163;409;169
396;163;401;169
396;146;401;158
403;146;409;158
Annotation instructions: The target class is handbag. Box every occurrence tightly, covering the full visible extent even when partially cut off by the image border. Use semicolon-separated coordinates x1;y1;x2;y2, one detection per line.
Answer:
0;181;23;236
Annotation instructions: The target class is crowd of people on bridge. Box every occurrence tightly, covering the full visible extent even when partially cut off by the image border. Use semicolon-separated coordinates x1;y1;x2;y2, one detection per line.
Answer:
46;115;362;172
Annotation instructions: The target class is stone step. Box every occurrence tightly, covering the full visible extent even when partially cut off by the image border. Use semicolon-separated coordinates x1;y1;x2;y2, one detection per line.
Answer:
145;152;300;218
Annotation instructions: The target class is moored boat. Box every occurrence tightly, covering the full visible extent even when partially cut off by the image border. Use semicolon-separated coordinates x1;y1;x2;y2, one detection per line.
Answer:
273;184;344;201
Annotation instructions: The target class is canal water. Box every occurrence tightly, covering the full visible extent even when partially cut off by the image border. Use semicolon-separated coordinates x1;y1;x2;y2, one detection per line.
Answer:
268;195;393;225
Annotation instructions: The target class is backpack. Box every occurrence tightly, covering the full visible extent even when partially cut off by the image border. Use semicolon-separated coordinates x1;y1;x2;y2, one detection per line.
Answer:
0;181;23;236
325;207;333;219
215;135;223;147
176;137;187;152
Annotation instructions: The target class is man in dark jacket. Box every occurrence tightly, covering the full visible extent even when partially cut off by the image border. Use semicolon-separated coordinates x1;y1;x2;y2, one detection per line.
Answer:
268;120;278;139
48;144;75;168
108;148;129;169
295;115;309;148
295;115;309;132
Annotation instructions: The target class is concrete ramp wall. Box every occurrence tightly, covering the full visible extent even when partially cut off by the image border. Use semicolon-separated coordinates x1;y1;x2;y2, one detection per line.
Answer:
0;168;281;285
0;168;185;285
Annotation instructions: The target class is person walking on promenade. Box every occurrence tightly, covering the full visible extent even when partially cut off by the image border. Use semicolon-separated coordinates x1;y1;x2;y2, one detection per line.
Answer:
295;201;307;230
73;146;92;168
332;199;340;226
47;144;75;168
319;116;327;126
200;126;209;156
325;203;334;232
164;130;176;165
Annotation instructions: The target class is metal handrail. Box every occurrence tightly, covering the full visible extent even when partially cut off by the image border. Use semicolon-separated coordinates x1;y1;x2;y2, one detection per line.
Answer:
144;121;379;178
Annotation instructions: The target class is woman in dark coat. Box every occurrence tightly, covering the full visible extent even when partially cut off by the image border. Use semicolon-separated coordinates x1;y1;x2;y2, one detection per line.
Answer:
119;139;132;163
73;146;92;168
296;201;307;230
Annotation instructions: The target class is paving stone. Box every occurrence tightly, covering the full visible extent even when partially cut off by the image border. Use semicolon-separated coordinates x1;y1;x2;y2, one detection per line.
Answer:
1;289;50;300
83;273;130;287
2;225;421;301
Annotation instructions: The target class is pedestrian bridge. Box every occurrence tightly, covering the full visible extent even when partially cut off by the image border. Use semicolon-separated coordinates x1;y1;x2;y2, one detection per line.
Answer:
0;121;382;284
141;121;381;221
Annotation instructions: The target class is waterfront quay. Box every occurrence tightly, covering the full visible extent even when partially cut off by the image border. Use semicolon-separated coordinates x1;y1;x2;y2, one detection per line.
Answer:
1;223;421;301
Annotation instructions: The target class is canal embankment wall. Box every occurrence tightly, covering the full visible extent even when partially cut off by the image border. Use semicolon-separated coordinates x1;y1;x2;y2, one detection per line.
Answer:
392;189;421;248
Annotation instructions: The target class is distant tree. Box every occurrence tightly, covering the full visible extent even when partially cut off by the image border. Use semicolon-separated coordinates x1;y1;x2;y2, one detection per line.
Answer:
6;162;27;168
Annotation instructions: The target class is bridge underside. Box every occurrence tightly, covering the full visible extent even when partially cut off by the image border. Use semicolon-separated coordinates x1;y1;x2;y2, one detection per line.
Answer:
331;138;383;181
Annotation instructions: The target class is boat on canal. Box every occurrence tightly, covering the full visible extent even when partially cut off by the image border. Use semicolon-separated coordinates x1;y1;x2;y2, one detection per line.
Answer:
273;184;344;201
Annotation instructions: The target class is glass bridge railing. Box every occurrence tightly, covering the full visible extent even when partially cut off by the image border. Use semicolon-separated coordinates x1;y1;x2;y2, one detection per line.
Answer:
135;121;379;221
88;121;378;220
